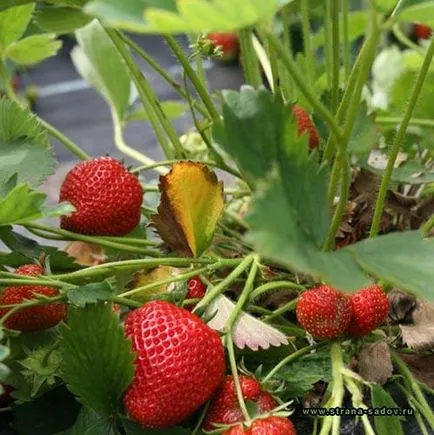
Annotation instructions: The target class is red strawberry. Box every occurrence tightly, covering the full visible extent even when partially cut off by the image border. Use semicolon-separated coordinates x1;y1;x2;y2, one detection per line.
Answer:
296;285;352;339
0;264;66;331
223;416;297;434
185;276;206;310
59;157;143;236
208;32;240;63
292;105;320;149
203;375;277;431
413;24;432;40
346;285;389;337
123;300;225;428
0;385;14;407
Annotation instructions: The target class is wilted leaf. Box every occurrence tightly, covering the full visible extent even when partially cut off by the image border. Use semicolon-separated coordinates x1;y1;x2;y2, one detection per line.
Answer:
358;342;393;385
205;295;288;350
65;241;106;266
388;288;417;324
399;354;434;388
400;301;434;350
152;162;224;257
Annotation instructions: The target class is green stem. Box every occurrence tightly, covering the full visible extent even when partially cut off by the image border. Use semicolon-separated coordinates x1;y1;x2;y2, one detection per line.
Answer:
301;0;314;87
190;34;208;90
226;334;251;423
107;29;185;159
0;277;66;288
0;62;16;101
193;255;254;312
376;116;434;128
267;32;344;142
24;223;160;256
331;0;340;113
263;298;299;322
164;35;221;122
281;6;294;100
421;214;434;235
263;343;322;383
342;0;350;82
392;352;434;428
39;118;90;161
239;28;263;88
370;37;434;238
225;256;259;332
118;32;209;118
54;257;231;281
392;23;425;55
324;0;333;89
110;295;142;308
248;280;304;301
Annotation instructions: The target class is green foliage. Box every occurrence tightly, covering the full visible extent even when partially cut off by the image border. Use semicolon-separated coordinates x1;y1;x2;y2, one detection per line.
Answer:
67;281;114;307
85;0;283;33
61;407;121;435
59;302;135;416
122;419;191;435
35;6;92;34
0;4;34;52
0;98;54;187
72;20;133;121
126;100;187;123
396;1;434;25
11;386;81;435
6;33;63;65
0;328;10;390
370;385;404;435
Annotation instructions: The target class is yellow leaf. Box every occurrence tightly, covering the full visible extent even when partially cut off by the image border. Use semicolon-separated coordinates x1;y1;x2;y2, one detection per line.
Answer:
152;161;224;257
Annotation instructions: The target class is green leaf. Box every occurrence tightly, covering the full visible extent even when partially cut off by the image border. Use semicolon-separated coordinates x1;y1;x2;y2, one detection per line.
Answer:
67;281;114;307
348;231;434;300
35;6;92;34
0;0;35;13
11;386;81;435
371;385;404;435
397;1;434;25
213;87;286;188
59;302;135;416
0;4;34;52
86;0;282;33
126;100;187;123
270;347;332;398
72;20;132;120
6;33;62;65
0;98;54;187
245;174;371;291
0;328;10;385
122;419;191;435
60;407;118;435
0;183;75;226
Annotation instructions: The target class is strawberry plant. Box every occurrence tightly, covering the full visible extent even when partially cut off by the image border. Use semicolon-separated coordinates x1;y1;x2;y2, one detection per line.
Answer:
0;0;434;434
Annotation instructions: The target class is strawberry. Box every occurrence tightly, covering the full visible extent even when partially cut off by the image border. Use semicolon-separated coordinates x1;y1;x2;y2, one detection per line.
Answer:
123;300;225;428
0;385;14;407
207;32;240;63
203;375;277;431
185;276;206;310
413;24;432;40
0;264;66;331
346;285;389;337
296;285;352;339
59;157;143;236
292;105;320;149
223;416;297;435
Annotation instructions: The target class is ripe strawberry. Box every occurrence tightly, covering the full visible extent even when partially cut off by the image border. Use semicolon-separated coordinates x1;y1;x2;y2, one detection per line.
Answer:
203;375;277;431
223;416;297;435
296;285;352;339
292;105;320;149
0;264;66;331
0;385;14;407
413;24;432;40
346;285;389;337
207;32;240;63
185;276;206;310
123;300;225;428
59;157;143;236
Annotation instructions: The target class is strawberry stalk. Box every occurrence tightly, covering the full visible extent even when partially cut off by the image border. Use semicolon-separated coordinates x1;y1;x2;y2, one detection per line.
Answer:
239;28;262;88
370;36;434;237
331;0;340;113
342;0;350;81
301;0;314;88
262;298;299;322
248;281;304;302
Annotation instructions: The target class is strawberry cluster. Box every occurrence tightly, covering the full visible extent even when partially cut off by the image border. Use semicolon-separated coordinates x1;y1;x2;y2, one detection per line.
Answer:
296;284;389;339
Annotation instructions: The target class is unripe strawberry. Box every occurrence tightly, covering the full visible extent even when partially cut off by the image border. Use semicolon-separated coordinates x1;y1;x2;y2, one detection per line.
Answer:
296;285;352;339
0;264;66;331
292;105;320;149
123;301;225;428
223;416;297;434
59;157;143;236
207;32;240;63
203;375;277;431
346;285;389;337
